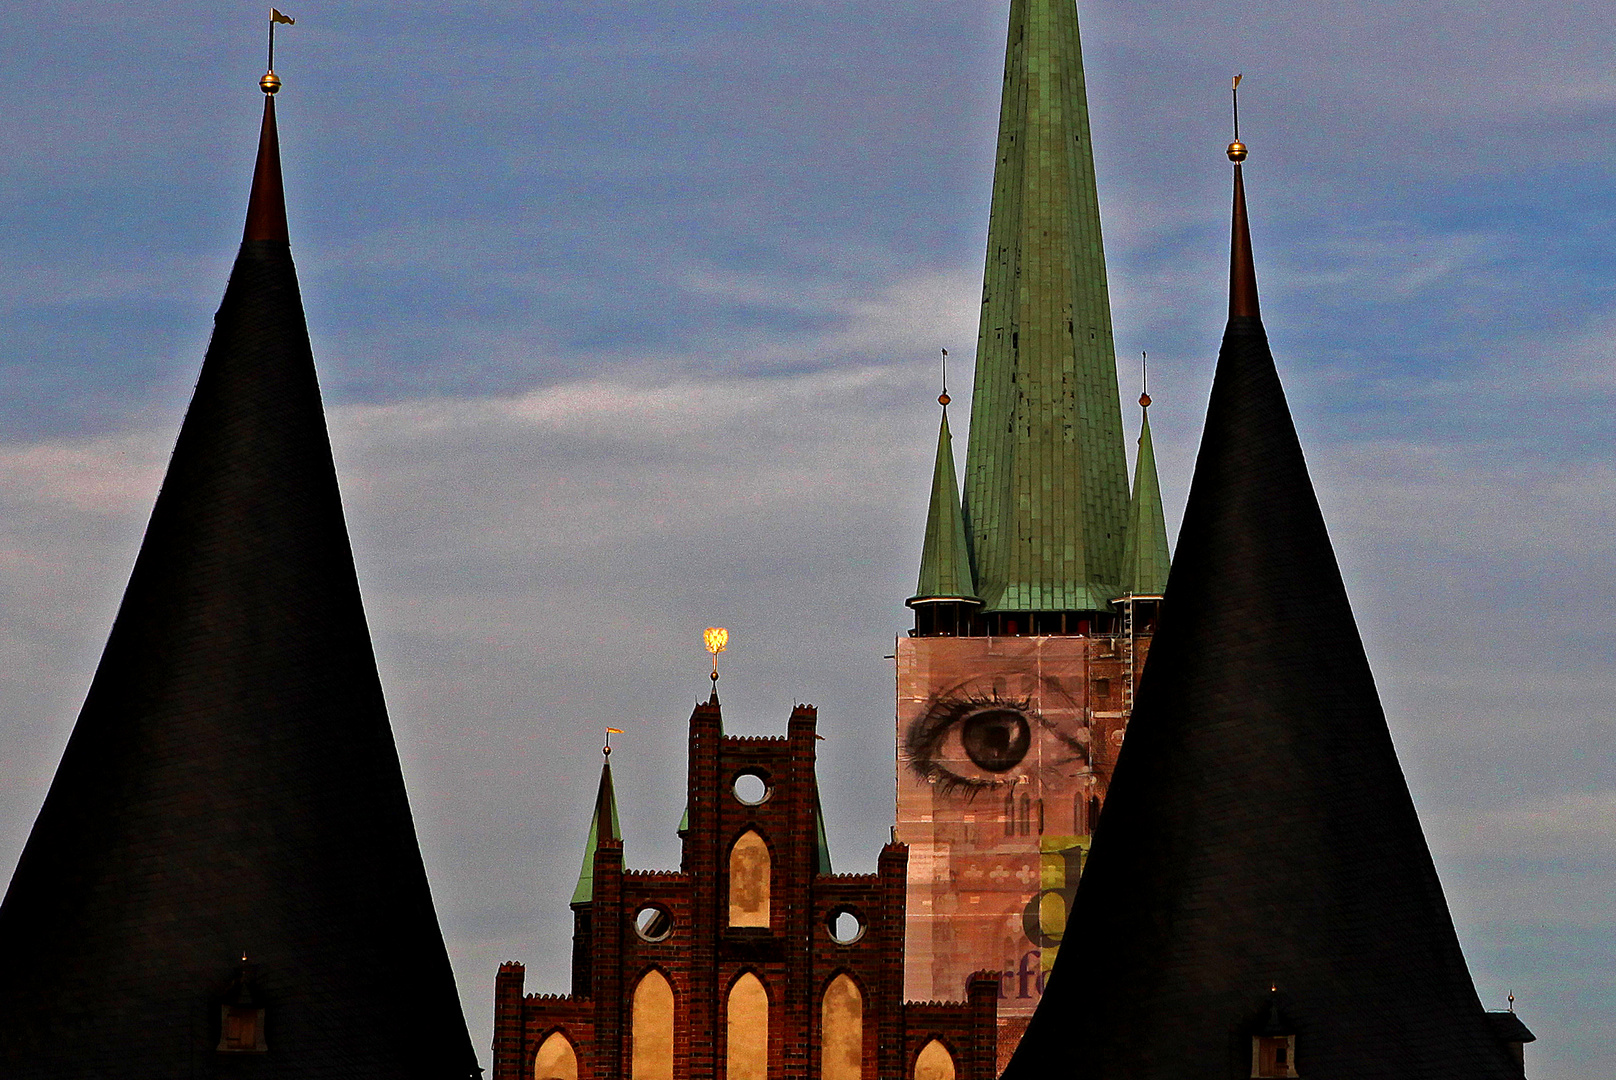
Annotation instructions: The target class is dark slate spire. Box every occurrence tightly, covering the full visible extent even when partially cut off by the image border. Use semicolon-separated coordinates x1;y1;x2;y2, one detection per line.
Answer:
1002;135;1522;1079
960;0;1132;614
0;76;478;1078
571;755;622;904
244;93;289;243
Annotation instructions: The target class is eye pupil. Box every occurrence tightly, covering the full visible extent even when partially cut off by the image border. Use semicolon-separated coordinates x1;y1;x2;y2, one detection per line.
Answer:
961;709;1031;772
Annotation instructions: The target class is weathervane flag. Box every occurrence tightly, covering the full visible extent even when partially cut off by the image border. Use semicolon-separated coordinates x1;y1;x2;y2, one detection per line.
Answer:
271;8;295;24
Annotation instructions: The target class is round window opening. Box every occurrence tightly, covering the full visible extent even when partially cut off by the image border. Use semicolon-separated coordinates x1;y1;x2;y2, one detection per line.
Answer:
826;906;866;945
634;903;674;942
732;772;770;806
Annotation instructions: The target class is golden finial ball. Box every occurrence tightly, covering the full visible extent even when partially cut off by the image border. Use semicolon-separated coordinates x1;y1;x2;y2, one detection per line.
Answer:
938;392;951;406
260;71;282;95
1227;140;1247;162
1139;392;1152;408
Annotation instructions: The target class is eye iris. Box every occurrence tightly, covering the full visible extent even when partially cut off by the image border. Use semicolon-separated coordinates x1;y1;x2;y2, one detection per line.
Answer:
960;709;1031;772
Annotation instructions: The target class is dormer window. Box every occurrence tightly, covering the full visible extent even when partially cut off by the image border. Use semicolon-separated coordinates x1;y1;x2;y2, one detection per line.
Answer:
1250;987;1297;1078
1251;1035;1297;1078
217;957;268;1054
220;1005;266;1053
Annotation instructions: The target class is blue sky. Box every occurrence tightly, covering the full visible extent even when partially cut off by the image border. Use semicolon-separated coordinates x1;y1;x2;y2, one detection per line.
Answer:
3;1;1614;1074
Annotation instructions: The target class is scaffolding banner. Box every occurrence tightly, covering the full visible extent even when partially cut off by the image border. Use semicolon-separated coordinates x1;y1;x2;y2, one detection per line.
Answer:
895;635;1133;1029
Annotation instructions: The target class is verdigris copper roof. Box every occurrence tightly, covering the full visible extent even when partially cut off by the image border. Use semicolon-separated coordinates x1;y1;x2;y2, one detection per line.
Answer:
0;89;477;1078
1002;158;1522;1079
572;757;622;905
909;405;979;606
960;0;1131;613
1118;396;1171;597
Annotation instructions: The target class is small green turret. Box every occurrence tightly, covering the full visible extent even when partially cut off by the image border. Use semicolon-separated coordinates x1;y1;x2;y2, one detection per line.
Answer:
909;396;979;607
571;755;621;905
908;392;981;634
1119;393;1171;598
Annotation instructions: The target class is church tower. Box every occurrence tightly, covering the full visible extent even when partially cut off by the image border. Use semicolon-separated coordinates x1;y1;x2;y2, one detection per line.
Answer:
1000;113;1534;1080
0;63;478;1077
895;0;1168;1063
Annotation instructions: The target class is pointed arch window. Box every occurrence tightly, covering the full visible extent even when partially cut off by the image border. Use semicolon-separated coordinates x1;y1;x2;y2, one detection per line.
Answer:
728;830;771;928
913;1039;955;1080
726;972;770;1080
535;1031;579;1080
820;974;863;1080
632;970;675;1080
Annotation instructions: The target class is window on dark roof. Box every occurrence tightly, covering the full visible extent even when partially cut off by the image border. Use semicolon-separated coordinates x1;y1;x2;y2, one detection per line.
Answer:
1251;1035;1296;1078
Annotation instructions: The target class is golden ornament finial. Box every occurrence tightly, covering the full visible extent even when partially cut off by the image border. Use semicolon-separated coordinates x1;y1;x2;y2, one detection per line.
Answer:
263;8;295;94
704;627;729;690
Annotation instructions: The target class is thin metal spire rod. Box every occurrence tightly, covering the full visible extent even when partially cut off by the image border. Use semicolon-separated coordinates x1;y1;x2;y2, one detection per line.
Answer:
268;9;295;73
1232;73;1243;140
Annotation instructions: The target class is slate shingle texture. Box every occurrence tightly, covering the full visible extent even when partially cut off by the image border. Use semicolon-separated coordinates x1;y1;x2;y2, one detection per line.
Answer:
1001;170;1523;1080
0;98;479;1078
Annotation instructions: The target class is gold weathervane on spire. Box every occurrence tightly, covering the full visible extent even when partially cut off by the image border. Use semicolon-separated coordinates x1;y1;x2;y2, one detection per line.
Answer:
938;348;951;407
1227;73;1247;161
1139;351;1152;409
704;627;729;692
261;8;296;95
603;727;624;757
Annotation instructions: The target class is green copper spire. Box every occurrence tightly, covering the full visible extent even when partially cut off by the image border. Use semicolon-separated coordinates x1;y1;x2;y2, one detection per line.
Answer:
910;398;980;606
1119;393;1171;597
814;789;834;876
570;755;621;905
962;0;1131;613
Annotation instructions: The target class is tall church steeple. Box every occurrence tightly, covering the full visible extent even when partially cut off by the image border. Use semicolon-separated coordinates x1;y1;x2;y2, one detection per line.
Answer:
894;7;1160;1064
1001;113;1526;1080
961;0;1132;616
0;65;478;1077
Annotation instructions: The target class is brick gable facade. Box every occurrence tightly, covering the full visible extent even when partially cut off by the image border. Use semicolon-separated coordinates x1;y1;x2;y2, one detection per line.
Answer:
493;700;997;1080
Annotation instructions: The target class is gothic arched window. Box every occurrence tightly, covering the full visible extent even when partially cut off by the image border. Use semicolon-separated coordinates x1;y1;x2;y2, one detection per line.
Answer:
632;970;675;1080
728;831;771;928
913;1039;955;1080
535;1031;579;1080
726;972;770;1080
820;974;863;1080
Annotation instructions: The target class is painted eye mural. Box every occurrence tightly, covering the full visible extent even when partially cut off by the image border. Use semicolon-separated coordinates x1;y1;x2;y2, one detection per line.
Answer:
903;678;1090;799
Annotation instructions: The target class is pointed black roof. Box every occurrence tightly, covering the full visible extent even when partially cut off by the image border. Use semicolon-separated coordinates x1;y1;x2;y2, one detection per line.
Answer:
0;87;478;1077
1002;156;1522;1078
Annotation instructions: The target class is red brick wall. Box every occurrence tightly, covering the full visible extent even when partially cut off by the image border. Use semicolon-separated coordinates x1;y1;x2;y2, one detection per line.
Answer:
495;701;995;1080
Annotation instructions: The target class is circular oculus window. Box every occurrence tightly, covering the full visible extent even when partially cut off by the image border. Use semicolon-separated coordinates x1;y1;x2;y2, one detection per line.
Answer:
633;903;674;942
732;771;770;806
825;906;866;945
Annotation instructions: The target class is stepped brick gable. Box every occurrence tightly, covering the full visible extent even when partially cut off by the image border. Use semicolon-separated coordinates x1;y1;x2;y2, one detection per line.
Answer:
493;700;998;1080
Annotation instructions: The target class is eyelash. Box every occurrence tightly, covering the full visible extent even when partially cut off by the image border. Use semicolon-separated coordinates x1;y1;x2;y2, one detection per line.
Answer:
904;692;1034;800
